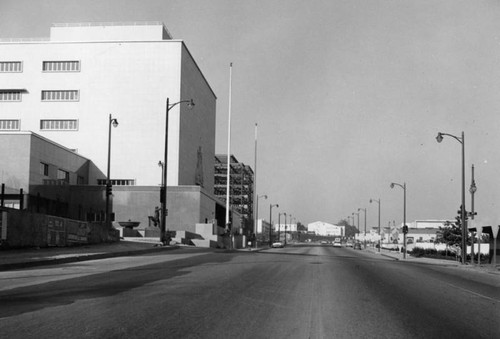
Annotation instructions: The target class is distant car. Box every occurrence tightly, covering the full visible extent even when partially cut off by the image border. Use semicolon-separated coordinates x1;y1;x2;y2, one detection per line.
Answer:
353;242;362;250
346;240;353;248
272;241;284;248
333;240;342;248
320;240;328;244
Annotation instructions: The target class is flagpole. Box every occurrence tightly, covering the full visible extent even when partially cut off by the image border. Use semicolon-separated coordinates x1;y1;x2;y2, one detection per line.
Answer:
253;122;258;248
226;63;233;248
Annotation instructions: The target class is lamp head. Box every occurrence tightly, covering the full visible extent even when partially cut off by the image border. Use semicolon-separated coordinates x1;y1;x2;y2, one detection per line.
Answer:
187;99;195;110
469;182;477;194
111;119;118;128
263;195;268;199
436;132;443;143
369;199;373;203
390;183;395;189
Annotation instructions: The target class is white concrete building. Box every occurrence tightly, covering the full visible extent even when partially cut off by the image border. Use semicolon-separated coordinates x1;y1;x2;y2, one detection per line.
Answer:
0;22;222;234
307;221;344;237
0;22;216;189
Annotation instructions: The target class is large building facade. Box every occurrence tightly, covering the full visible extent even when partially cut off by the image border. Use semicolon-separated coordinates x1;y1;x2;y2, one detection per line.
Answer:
0;22;221;232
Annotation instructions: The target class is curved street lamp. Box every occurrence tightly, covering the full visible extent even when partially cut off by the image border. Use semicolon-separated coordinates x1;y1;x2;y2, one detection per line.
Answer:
269;203;278;246
106;114;119;229
390;182;406;259
370;198;381;252
160;98;195;245
436;131;466;264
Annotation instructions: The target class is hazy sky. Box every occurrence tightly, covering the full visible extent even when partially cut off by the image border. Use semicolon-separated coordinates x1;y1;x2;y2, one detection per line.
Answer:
1;0;499;229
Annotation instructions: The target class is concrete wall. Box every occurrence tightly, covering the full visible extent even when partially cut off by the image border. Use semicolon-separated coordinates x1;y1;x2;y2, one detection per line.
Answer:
0;207;118;248
111;185;225;234
179;43;216;193
0;133;31;190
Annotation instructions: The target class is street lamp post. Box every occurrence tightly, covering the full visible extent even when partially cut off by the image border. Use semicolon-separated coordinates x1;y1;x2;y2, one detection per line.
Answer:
285;214;291;246
353;212;360;242
160;98;195;245
370;198;381;252
469;164;477;265
269;203;278;246
278;213;282;243
358;208;367;248
255;194;267;247
436;131;466;264
106;114;118;229
390;182;407;259
284;214;287;246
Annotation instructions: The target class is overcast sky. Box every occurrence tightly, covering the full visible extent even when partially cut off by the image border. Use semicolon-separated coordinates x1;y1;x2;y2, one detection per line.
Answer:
1;0;499;229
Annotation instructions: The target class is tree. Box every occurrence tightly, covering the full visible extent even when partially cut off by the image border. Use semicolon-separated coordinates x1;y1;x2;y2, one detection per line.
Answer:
297;222;307;232
436;221;470;247
338;219;359;238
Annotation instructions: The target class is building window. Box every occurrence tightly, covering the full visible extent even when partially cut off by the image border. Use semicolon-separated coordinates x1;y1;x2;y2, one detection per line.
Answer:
97;179;136;186
41;90;79;102
42;61;80;72
40;119;78;130
0;120;20;130
0;91;22;101
0;61;22;72
77;176;85;185
40;162;49;176
57;169;69;182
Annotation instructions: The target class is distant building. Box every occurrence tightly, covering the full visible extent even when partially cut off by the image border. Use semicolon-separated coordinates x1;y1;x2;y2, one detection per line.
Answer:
307;221;344;236
256;219;271;241
214;154;254;234
275;223;297;232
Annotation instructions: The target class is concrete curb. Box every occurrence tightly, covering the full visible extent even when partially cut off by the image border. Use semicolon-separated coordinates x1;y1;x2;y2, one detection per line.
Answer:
0;245;180;271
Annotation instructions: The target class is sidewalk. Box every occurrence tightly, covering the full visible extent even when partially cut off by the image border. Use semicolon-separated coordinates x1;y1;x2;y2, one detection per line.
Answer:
0;238;178;271
365;246;500;275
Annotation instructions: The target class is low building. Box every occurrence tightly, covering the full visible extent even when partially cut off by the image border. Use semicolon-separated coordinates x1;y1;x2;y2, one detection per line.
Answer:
0;131;106;220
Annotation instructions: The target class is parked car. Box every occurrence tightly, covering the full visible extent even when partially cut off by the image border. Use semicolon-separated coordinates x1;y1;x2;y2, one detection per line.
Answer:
272;241;284;248
346;240;354;248
333;240;342;248
353;242;362;250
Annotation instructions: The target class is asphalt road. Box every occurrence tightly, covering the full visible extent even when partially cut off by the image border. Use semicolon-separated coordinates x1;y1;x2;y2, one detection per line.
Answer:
0;244;498;339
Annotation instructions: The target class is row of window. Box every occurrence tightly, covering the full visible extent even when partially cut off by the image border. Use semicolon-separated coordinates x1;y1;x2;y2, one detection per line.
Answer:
97;179;137;186
41;90;79;101
0;61;80;73
0;119;78;130
0;90;80;102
